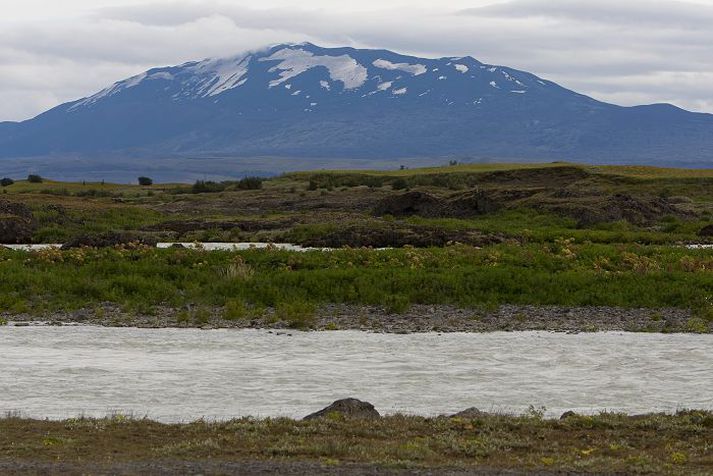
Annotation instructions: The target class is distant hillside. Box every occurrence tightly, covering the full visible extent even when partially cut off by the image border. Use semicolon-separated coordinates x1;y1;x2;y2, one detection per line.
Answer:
1;42;712;180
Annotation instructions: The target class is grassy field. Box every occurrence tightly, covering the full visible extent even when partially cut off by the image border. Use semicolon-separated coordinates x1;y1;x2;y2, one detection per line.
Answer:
1;412;712;474
2;161;713;245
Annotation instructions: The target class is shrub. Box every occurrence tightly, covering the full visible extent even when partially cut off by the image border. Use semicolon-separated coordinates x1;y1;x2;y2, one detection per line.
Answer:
686;317;709;334
385;294;411;314
237;176;264;190
27;174;43;183
192;180;226;194
138;176;153;186
193;307;212;324
276;301;316;329
221;256;254;280
223;299;248;320
0;178;14;187
391;178;408;190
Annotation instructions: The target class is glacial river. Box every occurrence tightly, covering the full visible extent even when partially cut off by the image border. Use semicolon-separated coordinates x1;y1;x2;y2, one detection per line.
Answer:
1;327;711;422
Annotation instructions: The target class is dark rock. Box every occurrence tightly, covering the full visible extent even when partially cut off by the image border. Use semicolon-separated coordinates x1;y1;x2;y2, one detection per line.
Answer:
72;310;91;322
143;218;294;234
451;407;487;418
170;243;186;248
560;411;577;420
373;191;446;218
480;166;591;187
299;222;503;248
0;201;33;220
0;201;36;244
698;224;713;237
0;216;34;244
62;232;158;249
572;193;686;227
303;398;380;420
448;190;502;217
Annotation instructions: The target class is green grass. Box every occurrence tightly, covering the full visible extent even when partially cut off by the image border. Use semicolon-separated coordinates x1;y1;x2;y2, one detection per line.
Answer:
1;244;712;315
405;210;709;244
31;205;166;243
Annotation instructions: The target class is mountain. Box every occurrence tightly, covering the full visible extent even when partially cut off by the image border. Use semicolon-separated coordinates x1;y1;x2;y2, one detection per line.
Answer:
1;42;713;180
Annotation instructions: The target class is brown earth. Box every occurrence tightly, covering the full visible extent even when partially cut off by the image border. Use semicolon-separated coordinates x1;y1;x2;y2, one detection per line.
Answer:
5;304;702;334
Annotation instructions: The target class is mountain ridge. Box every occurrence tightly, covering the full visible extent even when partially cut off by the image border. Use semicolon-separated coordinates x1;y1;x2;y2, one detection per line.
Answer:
1;42;712;179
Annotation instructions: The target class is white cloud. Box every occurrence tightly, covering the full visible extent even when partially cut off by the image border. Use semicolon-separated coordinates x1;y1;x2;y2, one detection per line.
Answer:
3;0;713;120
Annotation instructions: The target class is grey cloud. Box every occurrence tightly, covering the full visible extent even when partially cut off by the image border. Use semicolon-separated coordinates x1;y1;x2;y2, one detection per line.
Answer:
463;0;713;29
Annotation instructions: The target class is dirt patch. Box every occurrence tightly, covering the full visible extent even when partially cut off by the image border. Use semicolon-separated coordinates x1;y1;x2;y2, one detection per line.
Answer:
0;461;522;475
6;304;699;334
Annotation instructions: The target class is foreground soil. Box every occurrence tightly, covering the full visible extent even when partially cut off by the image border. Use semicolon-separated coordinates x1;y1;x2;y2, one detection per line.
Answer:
5;304;702;333
1;412;711;475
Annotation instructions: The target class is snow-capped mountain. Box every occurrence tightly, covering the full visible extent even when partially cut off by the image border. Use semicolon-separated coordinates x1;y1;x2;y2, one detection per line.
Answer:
1;42;713;177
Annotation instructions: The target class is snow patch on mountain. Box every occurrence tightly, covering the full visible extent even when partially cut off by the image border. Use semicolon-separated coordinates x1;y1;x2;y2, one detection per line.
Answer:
190;55;251;97
373;59;427;76
70;72;147;109
454;64;469;73
261;48;368;89
148;72;174;81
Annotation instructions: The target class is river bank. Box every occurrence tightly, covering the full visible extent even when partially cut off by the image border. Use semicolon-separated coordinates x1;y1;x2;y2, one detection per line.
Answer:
3;303;705;333
1;411;711;475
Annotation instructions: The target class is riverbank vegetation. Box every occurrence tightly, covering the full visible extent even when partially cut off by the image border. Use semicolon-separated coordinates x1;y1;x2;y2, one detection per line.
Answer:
0;243;711;331
1;411;711;474
1;162;712;330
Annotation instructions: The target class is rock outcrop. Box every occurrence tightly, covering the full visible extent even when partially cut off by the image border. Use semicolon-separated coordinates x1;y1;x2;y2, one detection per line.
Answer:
0;201;35;244
303;398;380;420
450;407;487;418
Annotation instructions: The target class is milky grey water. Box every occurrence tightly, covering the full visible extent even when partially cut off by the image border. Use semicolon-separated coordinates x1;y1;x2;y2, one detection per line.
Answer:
1;326;711;422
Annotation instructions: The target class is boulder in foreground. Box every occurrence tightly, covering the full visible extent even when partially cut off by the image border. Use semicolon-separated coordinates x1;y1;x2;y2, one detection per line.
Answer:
450;407;487;418
303;398;380;420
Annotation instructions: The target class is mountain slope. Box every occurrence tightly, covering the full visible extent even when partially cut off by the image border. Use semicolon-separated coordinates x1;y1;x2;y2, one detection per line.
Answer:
1;42;713;173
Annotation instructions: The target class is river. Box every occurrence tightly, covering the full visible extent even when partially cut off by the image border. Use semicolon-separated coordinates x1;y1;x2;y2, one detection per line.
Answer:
1;327;711;422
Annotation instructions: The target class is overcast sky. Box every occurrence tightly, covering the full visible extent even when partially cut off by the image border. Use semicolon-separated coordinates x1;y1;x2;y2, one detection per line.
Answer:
4;0;713;121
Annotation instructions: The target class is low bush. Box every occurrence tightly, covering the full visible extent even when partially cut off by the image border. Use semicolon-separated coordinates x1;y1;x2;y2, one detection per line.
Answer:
192;180;226;194
275;301;316;329
236;176;263;190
